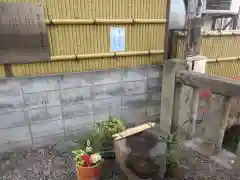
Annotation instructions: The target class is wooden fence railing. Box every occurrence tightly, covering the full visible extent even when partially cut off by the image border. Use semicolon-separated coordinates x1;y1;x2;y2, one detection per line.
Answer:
160;58;240;170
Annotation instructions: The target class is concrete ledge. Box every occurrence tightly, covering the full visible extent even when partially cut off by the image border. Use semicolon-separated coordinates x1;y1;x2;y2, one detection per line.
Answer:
184;138;236;169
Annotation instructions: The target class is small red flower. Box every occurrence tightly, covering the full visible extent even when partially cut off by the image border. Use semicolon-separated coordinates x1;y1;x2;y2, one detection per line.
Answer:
81;153;92;166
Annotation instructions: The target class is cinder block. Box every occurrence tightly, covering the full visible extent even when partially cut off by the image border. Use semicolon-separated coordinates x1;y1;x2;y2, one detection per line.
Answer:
59;73;92;89
89;70;123;85
0;95;24;112
94;110;122;123
94;83;122;99
93;97;121;113
31;120;64;138
122;108;147;124
147;78;162;92
122;94;147;109
147;106;161;117
146;91;162;106
27;106;62;123
0;110;27;129
32;133;64;147
60;87;92;104
0;79;21;96
0;126;31;144
62;101;93;119
122;81;146;95
21;76;60;93
147;65;163;79
122;68;147;82
0;139;33;153
65;114;94;133
24;91;60;109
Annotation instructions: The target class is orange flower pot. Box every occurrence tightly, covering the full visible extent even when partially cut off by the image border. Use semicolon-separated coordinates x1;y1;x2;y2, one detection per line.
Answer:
76;163;101;180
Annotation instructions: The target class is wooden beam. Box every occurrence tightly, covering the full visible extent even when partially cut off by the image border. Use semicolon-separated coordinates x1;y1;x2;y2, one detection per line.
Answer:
176;70;240;97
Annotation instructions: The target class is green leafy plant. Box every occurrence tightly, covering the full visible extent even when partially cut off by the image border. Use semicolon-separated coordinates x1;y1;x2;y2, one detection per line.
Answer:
160;133;179;170
95;116;125;139
77;116;125;154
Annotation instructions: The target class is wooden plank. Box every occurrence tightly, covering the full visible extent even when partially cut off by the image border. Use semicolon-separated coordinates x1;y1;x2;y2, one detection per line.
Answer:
176;70;240;97
160;59;186;133
112;122;155;141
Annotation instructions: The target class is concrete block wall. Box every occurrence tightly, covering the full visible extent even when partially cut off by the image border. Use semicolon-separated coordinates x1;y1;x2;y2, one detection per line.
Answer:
0;65;163;152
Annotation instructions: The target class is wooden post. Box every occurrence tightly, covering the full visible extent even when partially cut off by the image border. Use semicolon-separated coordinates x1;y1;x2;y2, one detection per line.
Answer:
201;95;230;154
160;59;186;133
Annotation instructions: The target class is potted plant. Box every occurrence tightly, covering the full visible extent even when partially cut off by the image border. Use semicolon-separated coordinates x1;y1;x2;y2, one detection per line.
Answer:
72;140;102;180
93;116;125;159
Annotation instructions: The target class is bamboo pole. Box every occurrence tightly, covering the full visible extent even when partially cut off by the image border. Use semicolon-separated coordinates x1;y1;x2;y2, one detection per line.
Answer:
207;56;240;63
50;50;164;61
112;122;156;141
45;18;167;25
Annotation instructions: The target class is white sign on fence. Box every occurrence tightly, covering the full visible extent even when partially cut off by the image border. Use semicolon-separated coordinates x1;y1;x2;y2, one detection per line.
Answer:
110;27;125;52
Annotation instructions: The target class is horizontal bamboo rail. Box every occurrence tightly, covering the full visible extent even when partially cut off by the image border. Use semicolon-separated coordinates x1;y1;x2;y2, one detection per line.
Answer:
207;56;240;62
45;18;167;25
50;50;164;61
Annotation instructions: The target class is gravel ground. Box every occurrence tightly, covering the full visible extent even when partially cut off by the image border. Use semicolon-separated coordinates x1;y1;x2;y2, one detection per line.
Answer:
0;143;239;180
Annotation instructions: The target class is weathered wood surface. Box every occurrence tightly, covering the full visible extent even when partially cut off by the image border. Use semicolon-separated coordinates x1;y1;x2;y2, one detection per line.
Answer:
160;59;186;133
176;70;240;97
